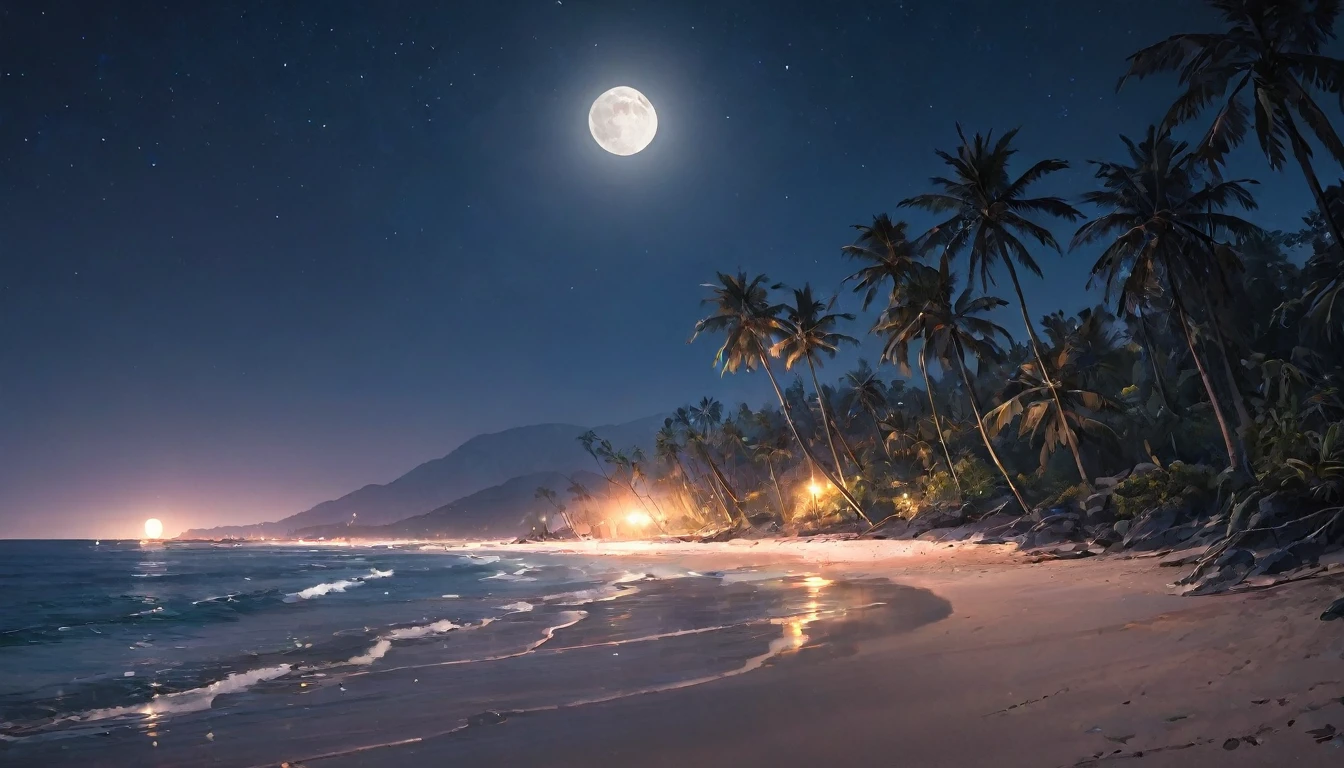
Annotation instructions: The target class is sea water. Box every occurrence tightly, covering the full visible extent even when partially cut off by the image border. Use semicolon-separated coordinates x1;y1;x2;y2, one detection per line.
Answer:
0;540;943;766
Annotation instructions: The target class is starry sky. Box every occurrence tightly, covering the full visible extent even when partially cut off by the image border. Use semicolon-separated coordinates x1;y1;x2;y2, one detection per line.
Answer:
0;1;1322;538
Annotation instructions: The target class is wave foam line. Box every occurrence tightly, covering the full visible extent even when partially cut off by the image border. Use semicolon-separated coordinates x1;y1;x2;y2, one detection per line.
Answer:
280;615;815;766
347;611;588;678
285;569;393;601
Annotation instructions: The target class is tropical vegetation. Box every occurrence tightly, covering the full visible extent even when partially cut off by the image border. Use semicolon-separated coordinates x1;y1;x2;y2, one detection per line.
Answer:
534;1;1344;554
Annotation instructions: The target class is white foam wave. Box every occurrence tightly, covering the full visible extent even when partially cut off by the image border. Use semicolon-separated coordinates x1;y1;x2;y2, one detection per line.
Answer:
547;585;640;605
348;620;461;665
483;572;535;582
497;602;533;613
71;665;293;724
285;569;394;601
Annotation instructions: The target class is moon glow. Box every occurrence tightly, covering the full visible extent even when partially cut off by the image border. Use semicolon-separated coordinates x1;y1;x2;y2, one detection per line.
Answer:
144;518;164;539
588;86;657;156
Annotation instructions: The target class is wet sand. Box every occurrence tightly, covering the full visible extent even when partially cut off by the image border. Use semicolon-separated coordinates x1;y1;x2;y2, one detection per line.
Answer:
314;541;1344;767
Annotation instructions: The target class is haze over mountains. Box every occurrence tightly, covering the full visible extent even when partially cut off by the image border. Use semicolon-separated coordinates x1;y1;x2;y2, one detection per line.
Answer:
180;416;663;539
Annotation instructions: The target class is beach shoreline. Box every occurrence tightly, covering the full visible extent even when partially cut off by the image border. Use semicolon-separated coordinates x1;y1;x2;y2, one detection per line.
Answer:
304;538;1344;767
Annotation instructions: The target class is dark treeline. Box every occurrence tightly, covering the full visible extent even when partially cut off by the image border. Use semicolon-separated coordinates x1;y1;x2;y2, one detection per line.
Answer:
542;1;1344;549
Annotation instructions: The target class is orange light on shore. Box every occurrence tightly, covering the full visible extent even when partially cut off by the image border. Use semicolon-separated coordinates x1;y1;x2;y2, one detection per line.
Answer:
625;510;652;527
807;482;823;497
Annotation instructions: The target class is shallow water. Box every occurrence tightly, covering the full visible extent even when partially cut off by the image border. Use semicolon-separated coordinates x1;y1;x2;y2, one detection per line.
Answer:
0;540;946;767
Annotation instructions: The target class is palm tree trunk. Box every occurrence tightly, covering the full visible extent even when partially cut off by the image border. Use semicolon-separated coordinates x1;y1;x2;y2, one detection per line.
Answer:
766;456;789;522
920;344;963;496
700;450;746;525
1172;292;1241;470
690;446;738;525
1285;112;1344;255
758;347;872;525
1001;254;1089;483
805;357;850;489
1198;207;1254;435
866;408;893;459
1135;306;1174;413
952;336;1029;514
833;420;865;472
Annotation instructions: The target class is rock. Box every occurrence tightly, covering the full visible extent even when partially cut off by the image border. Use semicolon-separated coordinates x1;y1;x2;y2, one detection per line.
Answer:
1246;491;1296;531
1214;547;1255;569
1122;503;1180;551
1158;546;1210;567
1113;519;1132;537
1131;462;1161;476
1091;525;1122;547
1226;491;1263;537
1320;597;1344;621
907;505;968;538
1251;547;1302;576
1083;503;1115;528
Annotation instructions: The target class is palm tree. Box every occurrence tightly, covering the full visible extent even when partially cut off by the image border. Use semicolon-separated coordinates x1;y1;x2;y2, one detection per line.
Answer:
1072;126;1264;470
840;359;892;459
534;487;575;535
750;412;794;521
691;272;871;524
899;127;1088;480
770;285;861;490
874;266;965;495
679;400;745;525
898;264;1030;510
841;215;924;314
655;421;711;524
986;344;1120;478
1122;0;1344;248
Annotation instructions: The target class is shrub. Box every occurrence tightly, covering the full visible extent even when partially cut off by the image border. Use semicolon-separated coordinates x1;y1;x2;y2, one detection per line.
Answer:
919;456;1001;504
1111;462;1215;519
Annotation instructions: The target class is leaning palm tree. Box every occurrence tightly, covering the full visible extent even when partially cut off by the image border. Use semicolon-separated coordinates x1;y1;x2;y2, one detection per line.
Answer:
1071;126;1264;471
841;214;925;314
840;359;892;459
1121;0;1344;248
986;344;1120;478
899;127;1088;480
691;272;871;524
671;406;741;525
770;285;860;489
902;264;1030;511
874;266;965;496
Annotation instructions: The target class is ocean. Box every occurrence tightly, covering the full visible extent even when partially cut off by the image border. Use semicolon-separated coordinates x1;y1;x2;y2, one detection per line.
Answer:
0;540;944;766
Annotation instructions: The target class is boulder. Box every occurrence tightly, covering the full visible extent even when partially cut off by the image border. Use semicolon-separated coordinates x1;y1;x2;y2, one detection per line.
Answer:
1131;462;1161;476
1159;546;1210;567
1246;491;1297;531
1113;519;1132;537
1091;525;1122;547
1251;547;1302;576
1083;501;1115;528
1214;547;1255;569
906;504;968;538
1122;503;1180;551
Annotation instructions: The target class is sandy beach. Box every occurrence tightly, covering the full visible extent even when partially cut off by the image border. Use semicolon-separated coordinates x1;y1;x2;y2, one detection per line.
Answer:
303;538;1344;768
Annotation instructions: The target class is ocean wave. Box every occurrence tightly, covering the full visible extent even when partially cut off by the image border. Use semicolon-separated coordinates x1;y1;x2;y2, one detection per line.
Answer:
285;569;393;602
39;664;295;731
347;619;462;666
496;602;534;613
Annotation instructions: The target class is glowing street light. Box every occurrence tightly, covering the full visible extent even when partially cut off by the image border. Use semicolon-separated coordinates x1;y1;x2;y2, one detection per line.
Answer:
807;482;823;497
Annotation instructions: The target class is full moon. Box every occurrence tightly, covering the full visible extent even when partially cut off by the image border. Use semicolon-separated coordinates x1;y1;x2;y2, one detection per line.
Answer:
144;518;164;539
588;86;657;156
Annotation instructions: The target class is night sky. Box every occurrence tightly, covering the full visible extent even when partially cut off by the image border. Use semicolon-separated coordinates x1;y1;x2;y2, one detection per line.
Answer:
0;1;1318;538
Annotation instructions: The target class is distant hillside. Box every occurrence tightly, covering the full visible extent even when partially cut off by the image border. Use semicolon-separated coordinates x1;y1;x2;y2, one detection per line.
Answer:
291;470;606;540
180;415;661;539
